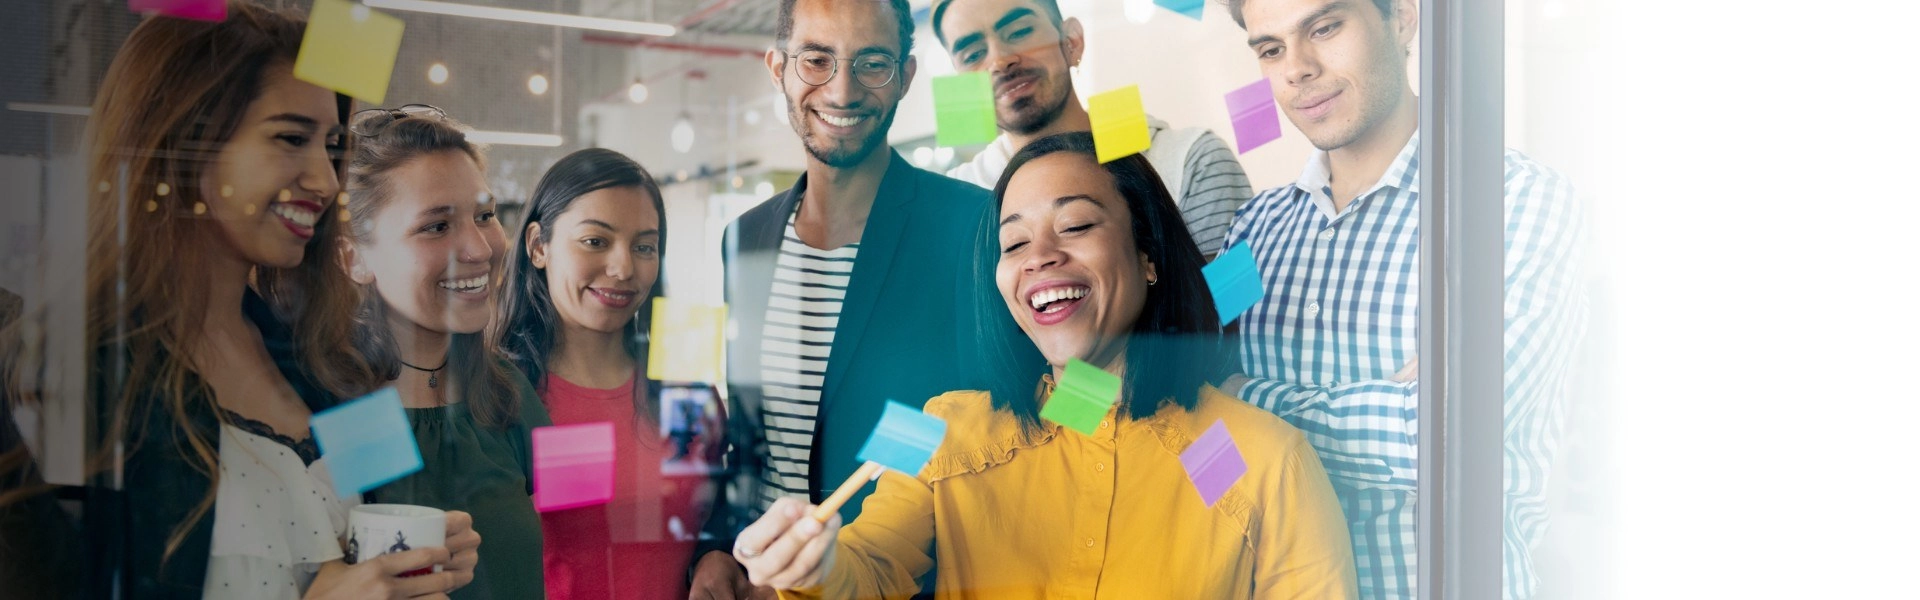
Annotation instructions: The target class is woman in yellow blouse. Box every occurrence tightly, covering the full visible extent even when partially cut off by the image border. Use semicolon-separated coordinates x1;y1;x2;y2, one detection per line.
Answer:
730;132;1357;599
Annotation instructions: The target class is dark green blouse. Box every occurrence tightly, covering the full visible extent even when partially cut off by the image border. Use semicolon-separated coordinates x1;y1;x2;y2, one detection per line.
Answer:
367;370;552;600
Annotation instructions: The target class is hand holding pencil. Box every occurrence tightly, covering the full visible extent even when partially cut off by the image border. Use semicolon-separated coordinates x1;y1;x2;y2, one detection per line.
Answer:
732;402;946;591
731;463;880;590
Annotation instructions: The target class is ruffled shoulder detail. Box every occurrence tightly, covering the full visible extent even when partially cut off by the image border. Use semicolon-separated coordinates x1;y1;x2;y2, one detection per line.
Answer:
917;390;1059;485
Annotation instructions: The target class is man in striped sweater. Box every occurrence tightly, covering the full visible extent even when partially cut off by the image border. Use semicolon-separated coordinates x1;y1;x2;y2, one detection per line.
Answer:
932;0;1253;259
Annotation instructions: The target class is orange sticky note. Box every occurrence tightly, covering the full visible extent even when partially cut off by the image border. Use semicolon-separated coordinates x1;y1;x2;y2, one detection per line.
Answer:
646;298;726;384
1088;85;1151;164
293;0;404;104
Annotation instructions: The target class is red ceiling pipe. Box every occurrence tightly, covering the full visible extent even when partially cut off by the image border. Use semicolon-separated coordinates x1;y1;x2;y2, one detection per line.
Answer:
582;33;766;59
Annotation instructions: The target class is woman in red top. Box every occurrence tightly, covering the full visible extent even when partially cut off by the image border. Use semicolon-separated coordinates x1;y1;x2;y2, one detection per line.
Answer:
494;148;722;599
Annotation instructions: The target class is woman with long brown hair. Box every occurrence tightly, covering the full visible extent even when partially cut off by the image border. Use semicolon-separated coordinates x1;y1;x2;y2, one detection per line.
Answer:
79;3;475;597
339;104;551;600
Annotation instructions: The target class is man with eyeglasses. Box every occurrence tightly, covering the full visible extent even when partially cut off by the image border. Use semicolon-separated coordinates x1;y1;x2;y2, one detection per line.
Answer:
690;0;1004;598
1218;0;1589;599
931;0;1253;258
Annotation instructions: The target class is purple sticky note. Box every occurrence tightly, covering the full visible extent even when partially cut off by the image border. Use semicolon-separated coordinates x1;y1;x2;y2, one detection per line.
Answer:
1225;78;1284;154
1180;419;1249;508
533;422;617;513
128;0;227;22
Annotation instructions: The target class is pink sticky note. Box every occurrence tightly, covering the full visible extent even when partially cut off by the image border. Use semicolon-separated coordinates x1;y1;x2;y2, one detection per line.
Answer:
1225;78;1284;154
1180;419;1249;508
533;422;616;513
128;0;227;22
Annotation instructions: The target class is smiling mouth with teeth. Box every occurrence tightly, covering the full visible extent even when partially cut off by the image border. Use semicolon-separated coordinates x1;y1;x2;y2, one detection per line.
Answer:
819;113;866;128
439;274;489;292
1029;286;1090;313
269;203;319;228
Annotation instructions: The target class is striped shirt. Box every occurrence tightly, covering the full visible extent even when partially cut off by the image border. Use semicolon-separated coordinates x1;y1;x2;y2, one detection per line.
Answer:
1224;131;1586;600
755;210;860;510
1170;128;1254;255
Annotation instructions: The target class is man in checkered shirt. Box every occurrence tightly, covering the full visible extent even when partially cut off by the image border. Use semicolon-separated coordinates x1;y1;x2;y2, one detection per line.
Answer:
1220;0;1588;599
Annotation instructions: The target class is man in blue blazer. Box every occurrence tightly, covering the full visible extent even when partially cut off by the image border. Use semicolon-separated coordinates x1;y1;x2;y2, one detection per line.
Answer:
690;0;1013;596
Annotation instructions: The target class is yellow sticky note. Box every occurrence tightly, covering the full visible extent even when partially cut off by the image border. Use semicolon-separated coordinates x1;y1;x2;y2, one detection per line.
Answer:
647;298;727;384
293;0;404;104
1088;85;1151;164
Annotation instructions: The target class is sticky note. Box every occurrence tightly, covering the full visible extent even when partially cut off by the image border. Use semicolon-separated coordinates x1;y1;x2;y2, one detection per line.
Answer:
128;0;226;21
646;298;727;384
311;388;422;495
532;422;616;512
1225;78;1284;154
1204;241;1263;326
857;401;948;476
1180;419;1249;508
293;0;404;104
1088;85;1151;164
1155;0;1206;20
1042;359;1121;435
932;72;999;147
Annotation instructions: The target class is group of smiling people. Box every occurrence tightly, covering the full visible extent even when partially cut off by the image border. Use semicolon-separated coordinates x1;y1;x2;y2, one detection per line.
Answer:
0;0;1587;598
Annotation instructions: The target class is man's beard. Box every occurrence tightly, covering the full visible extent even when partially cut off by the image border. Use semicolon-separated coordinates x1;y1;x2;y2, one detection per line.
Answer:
997;66;1072;136
789;101;900;169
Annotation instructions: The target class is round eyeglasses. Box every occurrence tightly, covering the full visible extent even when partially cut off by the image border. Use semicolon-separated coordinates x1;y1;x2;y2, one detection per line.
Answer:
349;103;447;137
783;50;901;89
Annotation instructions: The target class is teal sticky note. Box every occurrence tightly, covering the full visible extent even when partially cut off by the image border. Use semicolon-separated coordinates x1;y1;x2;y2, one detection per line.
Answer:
1042;359;1121;435
1155;0;1205;20
932;72;999;147
857;401;948;476
311;388;422;494
1204;241;1264;326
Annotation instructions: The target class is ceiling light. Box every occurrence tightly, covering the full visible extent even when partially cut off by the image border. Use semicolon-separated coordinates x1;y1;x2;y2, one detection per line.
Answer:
755;181;774;197
671;114;695;153
364;0;676;36
428;63;449;84
744;109;761;126
1123;0;1154;23
627;80;649;104
528;74;550;95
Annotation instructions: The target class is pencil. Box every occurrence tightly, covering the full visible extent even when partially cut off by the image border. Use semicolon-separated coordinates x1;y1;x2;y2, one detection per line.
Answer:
811;461;885;522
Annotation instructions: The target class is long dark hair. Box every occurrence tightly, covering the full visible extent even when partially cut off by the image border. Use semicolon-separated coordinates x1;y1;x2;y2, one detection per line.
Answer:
68;1;373;561
494;148;667;420
976;132;1233;431
344;115;521;428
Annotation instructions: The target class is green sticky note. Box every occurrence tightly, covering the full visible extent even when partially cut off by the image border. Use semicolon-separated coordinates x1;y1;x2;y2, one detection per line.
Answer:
1041;358;1121;436
293;0;404;104
1088;85;1151;164
932;72;998;147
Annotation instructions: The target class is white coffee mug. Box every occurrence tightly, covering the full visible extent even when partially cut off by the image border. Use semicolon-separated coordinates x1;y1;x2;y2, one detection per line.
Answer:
346;504;446;575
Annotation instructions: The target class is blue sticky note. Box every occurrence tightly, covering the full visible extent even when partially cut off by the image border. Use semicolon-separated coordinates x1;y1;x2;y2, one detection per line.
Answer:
311;388;422;494
1155;0;1205;20
1204;242;1263;326
857;401;947;476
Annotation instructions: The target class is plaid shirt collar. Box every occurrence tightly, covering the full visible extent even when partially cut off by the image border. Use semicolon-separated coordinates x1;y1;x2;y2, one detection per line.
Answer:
1297;130;1423;222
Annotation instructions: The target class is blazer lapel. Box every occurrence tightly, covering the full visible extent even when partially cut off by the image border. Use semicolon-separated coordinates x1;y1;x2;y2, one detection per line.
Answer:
819;153;919;413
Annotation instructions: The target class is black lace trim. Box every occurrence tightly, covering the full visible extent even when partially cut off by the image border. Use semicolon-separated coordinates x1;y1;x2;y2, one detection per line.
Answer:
220;408;321;466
